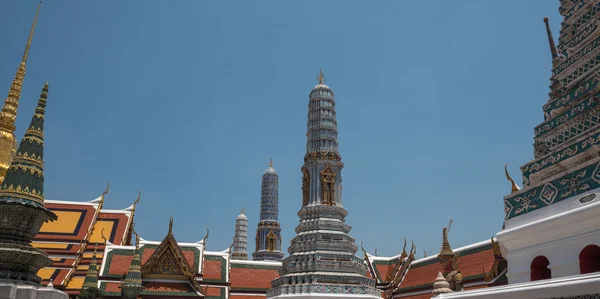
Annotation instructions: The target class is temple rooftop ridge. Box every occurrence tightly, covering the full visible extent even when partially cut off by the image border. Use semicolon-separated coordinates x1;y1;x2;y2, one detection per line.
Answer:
366;238;493;262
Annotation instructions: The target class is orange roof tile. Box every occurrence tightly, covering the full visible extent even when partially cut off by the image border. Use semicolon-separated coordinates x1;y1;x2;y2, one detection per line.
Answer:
230;267;278;290
399;247;495;291
108;254;133;276
203;259;223;281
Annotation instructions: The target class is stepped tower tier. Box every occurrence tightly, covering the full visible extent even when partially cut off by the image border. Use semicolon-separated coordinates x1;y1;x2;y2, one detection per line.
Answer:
253;159;283;262
0;82;57;285
267;71;380;299
0;0;43;184
500;5;600;286
232;209;248;260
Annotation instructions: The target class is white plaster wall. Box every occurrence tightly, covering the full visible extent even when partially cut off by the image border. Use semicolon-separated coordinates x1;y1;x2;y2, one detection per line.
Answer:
498;190;600;284
432;272;600;299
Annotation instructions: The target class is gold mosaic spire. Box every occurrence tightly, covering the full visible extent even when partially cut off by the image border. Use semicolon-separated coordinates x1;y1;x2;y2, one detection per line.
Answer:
0;0;43;184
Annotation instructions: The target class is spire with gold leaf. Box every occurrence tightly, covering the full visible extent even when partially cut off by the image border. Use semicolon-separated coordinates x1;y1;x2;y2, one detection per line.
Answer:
0;0;43;184
0;82;56;285
121;227;143;299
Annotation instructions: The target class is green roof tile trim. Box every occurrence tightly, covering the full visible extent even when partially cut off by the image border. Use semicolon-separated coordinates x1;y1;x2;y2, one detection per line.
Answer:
505;158;600;219
544;74;600;117
563;0;586;22
101;248;135;278
535;95;600;138
202;255;227;283
522;128;600;184
231;263;279;270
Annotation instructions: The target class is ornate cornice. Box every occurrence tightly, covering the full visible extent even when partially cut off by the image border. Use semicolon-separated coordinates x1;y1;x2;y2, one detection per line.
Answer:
544;72;600;118
505;157;600;219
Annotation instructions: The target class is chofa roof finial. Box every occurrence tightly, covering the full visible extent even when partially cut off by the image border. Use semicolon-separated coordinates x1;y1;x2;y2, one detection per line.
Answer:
505;163;522;193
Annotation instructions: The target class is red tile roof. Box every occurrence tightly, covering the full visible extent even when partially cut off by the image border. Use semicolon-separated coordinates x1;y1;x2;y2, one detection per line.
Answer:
230;267;278;290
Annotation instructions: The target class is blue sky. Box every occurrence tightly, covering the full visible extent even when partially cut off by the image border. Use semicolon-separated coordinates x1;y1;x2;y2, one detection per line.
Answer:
0;1;561;257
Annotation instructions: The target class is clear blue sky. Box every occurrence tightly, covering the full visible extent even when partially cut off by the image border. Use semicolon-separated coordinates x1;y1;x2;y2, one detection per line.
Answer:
0;1;561;257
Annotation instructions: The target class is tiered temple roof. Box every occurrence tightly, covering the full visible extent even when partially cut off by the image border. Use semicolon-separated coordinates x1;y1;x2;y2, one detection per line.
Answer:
32;192;137;294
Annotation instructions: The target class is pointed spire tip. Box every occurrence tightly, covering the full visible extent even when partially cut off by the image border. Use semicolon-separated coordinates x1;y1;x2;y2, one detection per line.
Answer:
22;0;43;63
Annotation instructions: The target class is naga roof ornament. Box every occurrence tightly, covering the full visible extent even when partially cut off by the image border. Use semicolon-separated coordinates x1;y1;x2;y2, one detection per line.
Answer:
504;163;521;193
123;190;141;246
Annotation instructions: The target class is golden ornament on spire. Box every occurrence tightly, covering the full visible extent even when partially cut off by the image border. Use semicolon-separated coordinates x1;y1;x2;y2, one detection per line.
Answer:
439;220;455;259
505;163;521;193
316;69;326;84
0;0;43;184
241;207;245;214
269;158;273;168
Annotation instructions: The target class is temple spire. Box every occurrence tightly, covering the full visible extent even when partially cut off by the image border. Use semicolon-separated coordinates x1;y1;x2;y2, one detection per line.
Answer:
121;228;143;299
0;82;56;285
0;82;48;207
23;0;43;63
0;0;44;184
232;209;248;260
544;17;559;61
82;242;99;289
253;159;283;261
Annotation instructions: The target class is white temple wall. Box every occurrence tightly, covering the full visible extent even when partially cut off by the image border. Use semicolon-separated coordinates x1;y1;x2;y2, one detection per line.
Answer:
498;191;600;284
